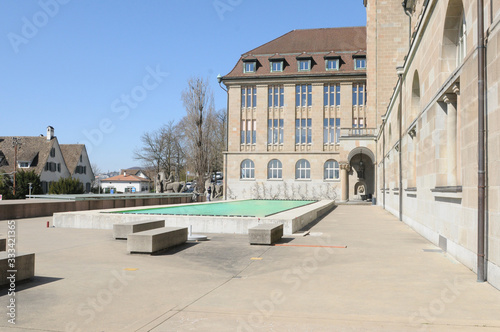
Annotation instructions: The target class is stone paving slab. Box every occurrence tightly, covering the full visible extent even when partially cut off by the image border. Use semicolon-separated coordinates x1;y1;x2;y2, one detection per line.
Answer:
0;205;499;331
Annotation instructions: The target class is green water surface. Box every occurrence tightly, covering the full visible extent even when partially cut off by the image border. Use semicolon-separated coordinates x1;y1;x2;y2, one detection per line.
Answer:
115;199;316;218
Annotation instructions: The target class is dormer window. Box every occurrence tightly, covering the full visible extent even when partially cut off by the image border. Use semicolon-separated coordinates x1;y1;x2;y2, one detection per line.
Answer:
355;57;366;70
243;61;256;73
18;161;30;168
298;59;311;71
326;59;339;71
270;61;283;72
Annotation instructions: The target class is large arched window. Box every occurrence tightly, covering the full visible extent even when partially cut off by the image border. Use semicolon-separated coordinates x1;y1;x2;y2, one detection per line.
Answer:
324;160;340;180
295;159;311;179
240;159;255;179
267;159;282;179
441;0;466;73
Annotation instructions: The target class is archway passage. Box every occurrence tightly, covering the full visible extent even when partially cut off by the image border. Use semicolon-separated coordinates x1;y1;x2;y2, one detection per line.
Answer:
348;147;375;200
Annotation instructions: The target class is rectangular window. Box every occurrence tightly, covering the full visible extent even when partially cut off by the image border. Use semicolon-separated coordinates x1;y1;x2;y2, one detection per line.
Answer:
324;84;341;106
323;118;341;144
271;61;283;72
296;118;312;144
326;59;339;70
355;58;366;70
241;119;256;144
244;61;255;73
296;84;312;107
298;60;311;71
352;84;366;106
268;86;284;107
268;118;283;144
241;86;257;108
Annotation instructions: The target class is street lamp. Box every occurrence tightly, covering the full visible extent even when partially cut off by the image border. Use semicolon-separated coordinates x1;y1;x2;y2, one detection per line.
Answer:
28;182;32;198
217;73;229;200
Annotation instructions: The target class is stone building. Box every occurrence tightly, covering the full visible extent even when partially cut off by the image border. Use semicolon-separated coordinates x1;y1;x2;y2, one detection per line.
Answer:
220;27;374;201
364;0;500;289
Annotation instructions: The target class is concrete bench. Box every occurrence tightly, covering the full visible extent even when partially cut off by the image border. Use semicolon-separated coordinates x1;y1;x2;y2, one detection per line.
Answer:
0;252;35;286
127;227;188;254
0;238;5;251
113;219;165;239
249;224;283;245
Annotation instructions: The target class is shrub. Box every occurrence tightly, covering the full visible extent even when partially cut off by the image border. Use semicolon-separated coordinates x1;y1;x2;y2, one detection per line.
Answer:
49;177;84;195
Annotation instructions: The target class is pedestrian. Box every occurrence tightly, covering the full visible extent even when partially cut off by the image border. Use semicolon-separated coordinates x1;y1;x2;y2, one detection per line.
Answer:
206;185;212;201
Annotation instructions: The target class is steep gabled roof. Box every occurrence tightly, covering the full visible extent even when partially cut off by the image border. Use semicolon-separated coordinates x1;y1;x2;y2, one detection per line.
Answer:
0;136;56;175
60;144;84;175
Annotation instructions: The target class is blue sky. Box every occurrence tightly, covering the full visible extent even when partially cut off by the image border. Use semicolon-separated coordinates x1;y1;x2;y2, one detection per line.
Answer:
0;0;366;172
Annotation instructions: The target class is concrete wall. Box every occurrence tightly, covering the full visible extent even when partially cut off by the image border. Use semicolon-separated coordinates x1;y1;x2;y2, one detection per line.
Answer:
0;195;199;220
53;200;336;235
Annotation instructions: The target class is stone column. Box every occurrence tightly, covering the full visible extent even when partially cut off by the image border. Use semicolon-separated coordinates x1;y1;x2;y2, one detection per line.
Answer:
340;162;350;201
443;94;457;186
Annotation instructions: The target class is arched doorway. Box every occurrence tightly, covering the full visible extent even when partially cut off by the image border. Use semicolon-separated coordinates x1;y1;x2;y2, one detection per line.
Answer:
348;147;375;201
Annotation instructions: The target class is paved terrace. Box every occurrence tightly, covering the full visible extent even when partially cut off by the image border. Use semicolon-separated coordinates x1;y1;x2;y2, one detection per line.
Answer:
1;205;500;331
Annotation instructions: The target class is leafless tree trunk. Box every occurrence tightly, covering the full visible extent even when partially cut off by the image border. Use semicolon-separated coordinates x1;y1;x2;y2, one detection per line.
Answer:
180;77;215;192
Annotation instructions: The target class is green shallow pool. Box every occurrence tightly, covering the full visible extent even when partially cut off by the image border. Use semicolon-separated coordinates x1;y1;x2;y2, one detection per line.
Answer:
114;199;316;218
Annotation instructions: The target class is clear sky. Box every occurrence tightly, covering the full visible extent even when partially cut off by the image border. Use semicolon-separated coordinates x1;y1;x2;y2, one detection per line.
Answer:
0;0;366;173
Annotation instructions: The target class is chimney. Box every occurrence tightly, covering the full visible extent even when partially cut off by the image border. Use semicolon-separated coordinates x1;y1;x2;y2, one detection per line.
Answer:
124;171;127;177
47;126;54;141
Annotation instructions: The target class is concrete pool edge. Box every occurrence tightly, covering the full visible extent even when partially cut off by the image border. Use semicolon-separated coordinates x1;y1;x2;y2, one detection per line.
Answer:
53;200;336;235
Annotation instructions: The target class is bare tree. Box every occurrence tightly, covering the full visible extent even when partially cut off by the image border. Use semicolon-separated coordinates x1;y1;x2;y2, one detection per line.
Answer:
133;120;184;179
209;108;226;174
180;77;215;192
90;163;102;192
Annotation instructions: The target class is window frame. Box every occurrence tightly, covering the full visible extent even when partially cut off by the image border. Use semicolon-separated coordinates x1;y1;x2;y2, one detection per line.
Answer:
240;159;255;180
267;159;283;180
295;159;311;180
243;61;256;73
355;57;366;70
270;60;283;73
298;59;311;72
326;59;339;71
296;84;312;107
324;160;340;180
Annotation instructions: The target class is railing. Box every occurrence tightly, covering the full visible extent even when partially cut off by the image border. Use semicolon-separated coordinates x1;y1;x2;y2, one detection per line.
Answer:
340;128;377;137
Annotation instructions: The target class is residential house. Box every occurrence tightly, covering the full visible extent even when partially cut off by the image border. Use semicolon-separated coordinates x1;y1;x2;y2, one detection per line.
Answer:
101;171;151;193
0;126;94;194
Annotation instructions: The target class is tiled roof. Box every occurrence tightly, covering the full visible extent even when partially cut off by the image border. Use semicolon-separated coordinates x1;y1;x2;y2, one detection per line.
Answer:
104;174;148;182
224;27;367;79
0;136;55;175
60;144;84;175
120;168;151;181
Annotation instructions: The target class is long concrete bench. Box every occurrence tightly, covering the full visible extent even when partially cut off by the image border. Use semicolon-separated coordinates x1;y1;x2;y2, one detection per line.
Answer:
113;219;165;239
249;224;283;245
0;252;35;286
127;227;188;254
0;238;5;251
